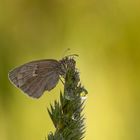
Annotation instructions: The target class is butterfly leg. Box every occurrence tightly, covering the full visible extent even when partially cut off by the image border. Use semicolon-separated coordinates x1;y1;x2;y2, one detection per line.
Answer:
59;76;64;85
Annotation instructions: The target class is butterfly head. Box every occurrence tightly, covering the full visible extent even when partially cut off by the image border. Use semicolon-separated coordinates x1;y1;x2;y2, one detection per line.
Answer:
59;55;78;77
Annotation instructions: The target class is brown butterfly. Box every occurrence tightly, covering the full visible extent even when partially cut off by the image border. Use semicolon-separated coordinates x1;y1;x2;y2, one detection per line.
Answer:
8;56;77;98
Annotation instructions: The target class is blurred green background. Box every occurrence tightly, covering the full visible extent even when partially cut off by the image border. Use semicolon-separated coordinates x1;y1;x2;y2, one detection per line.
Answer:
0;0;140;140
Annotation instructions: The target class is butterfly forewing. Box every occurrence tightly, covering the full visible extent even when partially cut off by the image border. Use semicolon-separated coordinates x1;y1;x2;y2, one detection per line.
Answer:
8;59;60;98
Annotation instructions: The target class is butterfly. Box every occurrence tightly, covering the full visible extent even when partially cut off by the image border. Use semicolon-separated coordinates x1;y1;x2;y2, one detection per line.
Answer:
8;55;77;98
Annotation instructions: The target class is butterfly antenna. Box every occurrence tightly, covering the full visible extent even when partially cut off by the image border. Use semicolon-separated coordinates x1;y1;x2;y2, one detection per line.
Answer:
62;48;71;58
61;48;79;59
64;54;79;59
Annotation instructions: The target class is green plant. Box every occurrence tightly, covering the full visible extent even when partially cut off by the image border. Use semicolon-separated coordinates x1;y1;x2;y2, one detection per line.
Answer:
47;57;88;140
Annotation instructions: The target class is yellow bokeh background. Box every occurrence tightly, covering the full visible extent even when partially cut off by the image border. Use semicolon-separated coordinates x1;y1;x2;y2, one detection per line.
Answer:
0;0;140;140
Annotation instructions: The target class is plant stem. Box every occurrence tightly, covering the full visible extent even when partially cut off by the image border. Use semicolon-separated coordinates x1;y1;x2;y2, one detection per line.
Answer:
47;57;87;140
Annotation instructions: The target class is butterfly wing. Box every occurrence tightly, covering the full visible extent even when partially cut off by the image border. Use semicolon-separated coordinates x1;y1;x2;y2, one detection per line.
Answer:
8;59;60;98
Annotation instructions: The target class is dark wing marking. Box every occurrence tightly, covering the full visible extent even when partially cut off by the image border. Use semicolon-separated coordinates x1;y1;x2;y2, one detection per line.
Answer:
8;59;60;98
